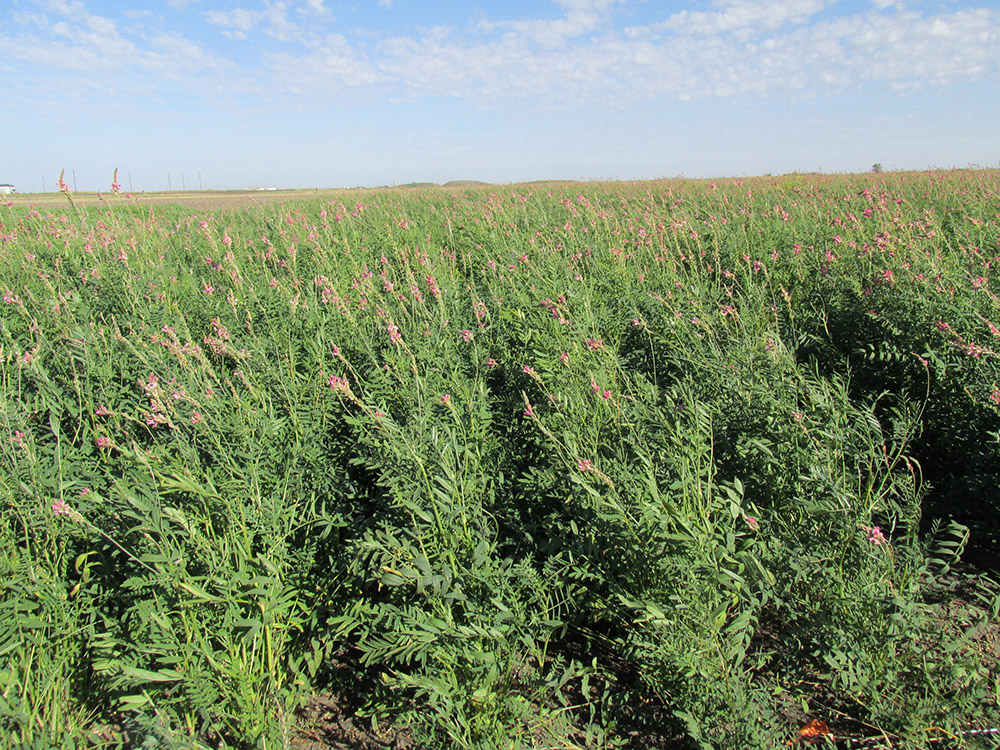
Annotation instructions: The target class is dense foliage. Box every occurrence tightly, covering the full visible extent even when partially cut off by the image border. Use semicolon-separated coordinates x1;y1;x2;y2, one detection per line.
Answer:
2;171;1000;749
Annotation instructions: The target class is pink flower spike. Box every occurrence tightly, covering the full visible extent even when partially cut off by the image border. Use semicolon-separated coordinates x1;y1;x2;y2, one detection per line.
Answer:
96;436;112;448
863;525;888;546
52;499;71;516
577;459;592;472
745;516;759;531
440;393;451;405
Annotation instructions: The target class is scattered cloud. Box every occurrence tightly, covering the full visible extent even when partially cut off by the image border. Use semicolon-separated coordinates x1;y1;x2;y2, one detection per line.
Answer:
633;0;831;38
484;0;621;48
301;0;332;19
263;33;381;96
205;7;266;40
1;0;998;112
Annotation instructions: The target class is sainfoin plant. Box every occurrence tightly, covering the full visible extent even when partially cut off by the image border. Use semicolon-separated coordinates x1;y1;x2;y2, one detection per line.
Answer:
1;170;999;749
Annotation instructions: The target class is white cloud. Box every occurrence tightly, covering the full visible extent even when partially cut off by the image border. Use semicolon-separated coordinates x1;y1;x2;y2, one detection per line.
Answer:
205;7;267;39
1;0;997;118
367;1;1000;105
302;0;332;18
484;0;620;48
204;2;305;43
141;32;237;80
263;32;381;95
631;0;830;38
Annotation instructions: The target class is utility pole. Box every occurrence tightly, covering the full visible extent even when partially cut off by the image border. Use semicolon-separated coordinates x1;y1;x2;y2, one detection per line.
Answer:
168;172;172;191
199;171;203;191
129;172;133;192
42;174;46;193
182;172;186;191
72;169;77;191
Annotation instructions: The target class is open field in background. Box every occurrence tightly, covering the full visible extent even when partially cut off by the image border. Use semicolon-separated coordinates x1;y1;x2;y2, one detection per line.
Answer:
6;189;353;212
3;170;1000;749
5;182;495;212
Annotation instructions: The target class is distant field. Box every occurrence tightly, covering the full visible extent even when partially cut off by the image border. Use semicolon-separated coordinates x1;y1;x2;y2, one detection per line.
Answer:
6;182;495;211
6;188;350;210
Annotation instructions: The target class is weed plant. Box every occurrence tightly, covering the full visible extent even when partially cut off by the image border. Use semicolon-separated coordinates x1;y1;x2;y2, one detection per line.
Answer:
2;171;1000;749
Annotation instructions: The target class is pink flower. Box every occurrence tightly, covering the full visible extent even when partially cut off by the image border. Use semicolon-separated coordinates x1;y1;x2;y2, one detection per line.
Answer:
586;338;603;350
96;436;112;448
387;324;402;344
863;525;888;546
190;411;203;425
440;393;451;405
487;358;497;369
745;516;759;531
963;341;986;357
460;329;474;343
52;499;72;516
577;459;592;472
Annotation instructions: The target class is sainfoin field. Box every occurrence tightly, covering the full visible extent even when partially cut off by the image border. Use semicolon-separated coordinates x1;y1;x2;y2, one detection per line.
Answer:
3;171;1000;750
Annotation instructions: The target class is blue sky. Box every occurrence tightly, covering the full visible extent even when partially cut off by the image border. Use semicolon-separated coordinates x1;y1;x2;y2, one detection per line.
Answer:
2;0;998;192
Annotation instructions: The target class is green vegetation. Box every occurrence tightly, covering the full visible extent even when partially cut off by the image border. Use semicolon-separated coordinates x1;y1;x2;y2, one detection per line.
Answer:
2;171;1000;749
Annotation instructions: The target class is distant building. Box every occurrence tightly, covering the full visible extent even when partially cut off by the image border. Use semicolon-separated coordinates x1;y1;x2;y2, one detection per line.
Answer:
0;184;14;195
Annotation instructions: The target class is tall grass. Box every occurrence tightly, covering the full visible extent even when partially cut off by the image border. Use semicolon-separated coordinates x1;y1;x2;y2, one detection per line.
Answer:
2;171;999;749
